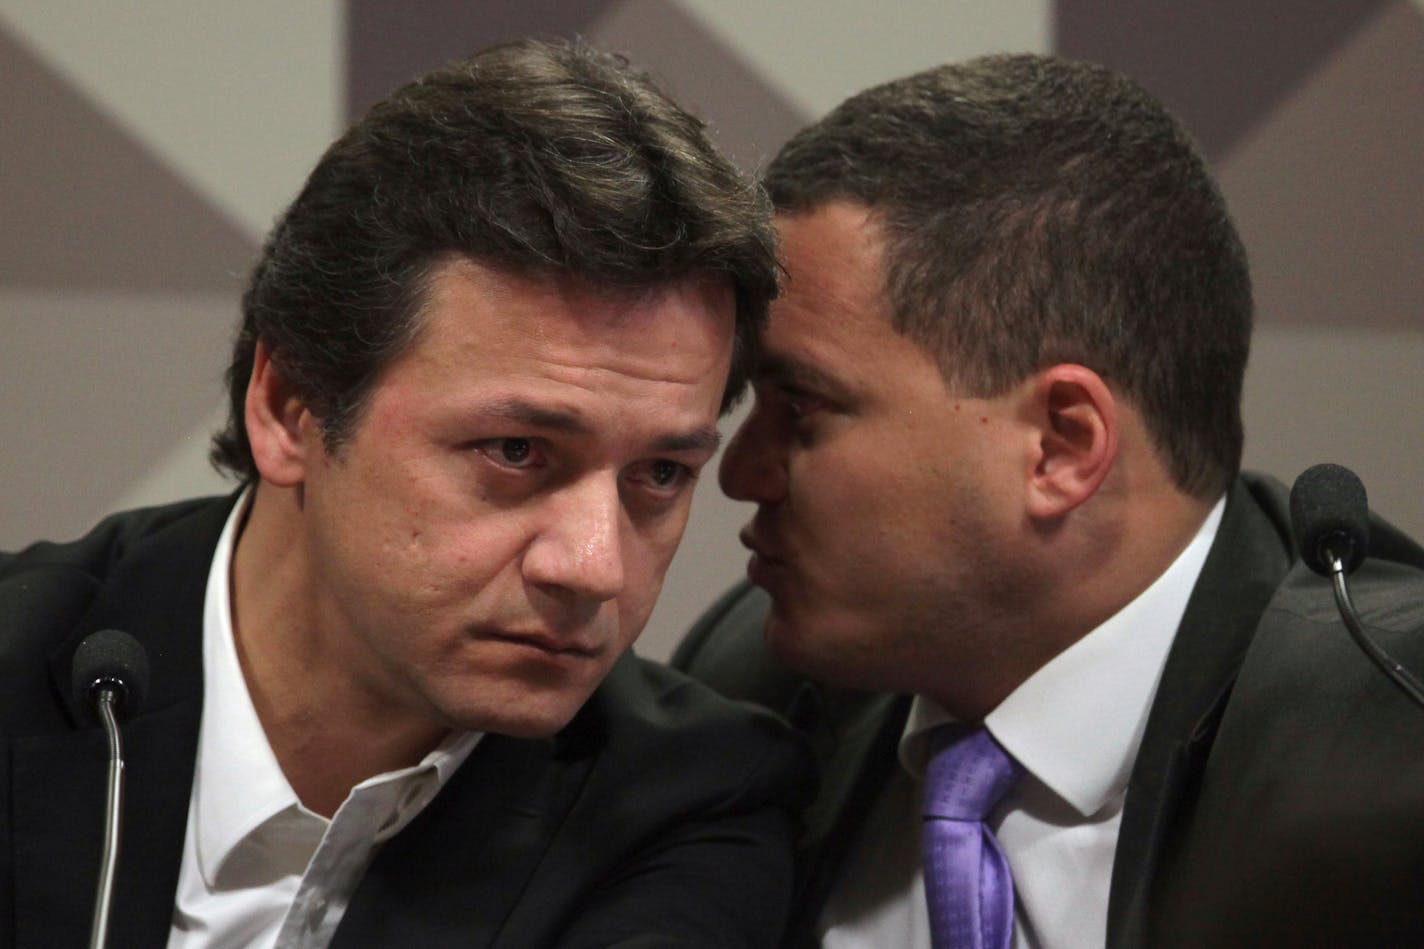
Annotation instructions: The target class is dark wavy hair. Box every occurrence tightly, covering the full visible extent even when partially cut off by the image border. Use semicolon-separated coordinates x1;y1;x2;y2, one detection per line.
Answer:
765;54;1252;499
212;38;776;481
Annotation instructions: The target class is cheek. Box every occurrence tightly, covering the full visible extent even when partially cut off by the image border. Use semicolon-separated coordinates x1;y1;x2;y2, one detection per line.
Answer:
787;455;960;605
787;448;902;534
426;515;534;586
353;504;534;622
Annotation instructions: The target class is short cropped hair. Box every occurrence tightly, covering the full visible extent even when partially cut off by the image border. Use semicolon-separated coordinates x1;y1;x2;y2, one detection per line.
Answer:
765;53;1251;498
212;38;776;482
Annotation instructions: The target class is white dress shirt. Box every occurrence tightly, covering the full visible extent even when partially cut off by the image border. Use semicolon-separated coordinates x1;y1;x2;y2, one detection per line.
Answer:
167;494;483;948
821;497;1225;948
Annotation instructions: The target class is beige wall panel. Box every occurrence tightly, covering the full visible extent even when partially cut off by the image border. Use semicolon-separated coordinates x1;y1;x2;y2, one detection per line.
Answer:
676;0;1051;117
1243;325;1424;539
0;291;234;548
1217;1;1424;330
0;0;343;239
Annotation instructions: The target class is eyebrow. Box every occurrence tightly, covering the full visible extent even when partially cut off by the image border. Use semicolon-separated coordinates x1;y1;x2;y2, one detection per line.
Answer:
482;398;722;455
754;352;855;404
652;427;722;455
484;399;589;433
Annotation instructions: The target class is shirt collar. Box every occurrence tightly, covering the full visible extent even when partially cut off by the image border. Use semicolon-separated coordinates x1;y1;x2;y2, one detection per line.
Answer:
901;495;1226;818
194;489;482;885
196;488;300;886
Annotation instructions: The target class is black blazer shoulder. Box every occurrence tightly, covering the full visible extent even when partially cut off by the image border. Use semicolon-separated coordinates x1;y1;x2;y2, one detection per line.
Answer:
1146;500;1424;946
1;494;233;948
1;495;229;729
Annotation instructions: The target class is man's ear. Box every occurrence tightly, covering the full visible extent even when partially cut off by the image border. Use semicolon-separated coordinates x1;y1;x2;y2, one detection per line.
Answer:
245;340;316;487
1023;364;1118;520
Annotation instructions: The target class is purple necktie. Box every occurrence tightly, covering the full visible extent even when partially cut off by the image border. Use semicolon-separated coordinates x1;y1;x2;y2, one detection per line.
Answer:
922;725;1023;949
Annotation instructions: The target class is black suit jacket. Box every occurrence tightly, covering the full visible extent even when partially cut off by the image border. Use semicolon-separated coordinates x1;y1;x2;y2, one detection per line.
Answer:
673;473;1424;947
0;495;811;948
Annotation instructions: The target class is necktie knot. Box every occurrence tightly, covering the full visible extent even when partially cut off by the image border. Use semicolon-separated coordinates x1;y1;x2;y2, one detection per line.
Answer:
922;725;1022;949
923;726;1021;823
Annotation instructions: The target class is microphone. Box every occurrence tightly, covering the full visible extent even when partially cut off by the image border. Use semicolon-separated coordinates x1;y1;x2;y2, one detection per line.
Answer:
70;629;150;949
72;628;150;720
1289;465;1424;711
1290;463;1369;578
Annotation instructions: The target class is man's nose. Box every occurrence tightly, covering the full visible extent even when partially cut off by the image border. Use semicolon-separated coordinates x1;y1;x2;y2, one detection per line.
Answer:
719;405;788;504
523;473;626;602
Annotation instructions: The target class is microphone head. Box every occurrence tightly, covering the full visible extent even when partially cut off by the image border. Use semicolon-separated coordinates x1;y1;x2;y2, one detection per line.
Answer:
71;628;150;719
1290;463;1370;577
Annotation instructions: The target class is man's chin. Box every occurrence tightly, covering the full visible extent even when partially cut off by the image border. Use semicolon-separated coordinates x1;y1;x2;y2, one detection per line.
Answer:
763;609;821;674
764;608;887;692
440;680;597;739
457;702;583;739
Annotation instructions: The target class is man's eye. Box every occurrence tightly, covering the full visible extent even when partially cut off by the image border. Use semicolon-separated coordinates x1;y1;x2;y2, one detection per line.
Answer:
479;437;541;469
629;459;693;494
783;389;821;421
650;460;685;487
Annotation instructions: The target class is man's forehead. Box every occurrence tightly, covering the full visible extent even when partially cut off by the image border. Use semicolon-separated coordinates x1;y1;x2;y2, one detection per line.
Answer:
426;255;734;316
409;257;735;355
773;205;889;309
759;207;895;357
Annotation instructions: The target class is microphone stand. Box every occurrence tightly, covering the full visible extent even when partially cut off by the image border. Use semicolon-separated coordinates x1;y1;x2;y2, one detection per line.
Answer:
89;686;126;949
1327;553;1424;711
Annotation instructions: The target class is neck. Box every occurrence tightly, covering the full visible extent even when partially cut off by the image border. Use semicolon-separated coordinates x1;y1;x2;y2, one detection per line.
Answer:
230;482;449;817
932;460;1217;722
1059;459;1217;643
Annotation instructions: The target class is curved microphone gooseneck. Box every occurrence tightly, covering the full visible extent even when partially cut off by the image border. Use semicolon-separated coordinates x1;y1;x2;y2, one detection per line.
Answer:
70;629;150;949
1290;464;1424;711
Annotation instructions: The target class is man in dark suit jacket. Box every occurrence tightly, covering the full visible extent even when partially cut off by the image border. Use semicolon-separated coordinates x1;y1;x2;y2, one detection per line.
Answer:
672;54;1424;947
1;39;806;947
2;497;805;947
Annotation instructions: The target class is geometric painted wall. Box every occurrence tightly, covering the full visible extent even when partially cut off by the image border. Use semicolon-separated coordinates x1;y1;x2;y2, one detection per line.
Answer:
2;0;1420;659
1062;0;1424;545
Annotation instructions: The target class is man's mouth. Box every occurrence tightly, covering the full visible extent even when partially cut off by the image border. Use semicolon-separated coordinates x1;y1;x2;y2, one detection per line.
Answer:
738;525;786;564
739;526;792;588
484;630;602;659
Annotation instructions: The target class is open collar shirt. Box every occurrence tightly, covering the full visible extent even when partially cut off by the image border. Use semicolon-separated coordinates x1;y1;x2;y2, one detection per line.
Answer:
167;493;482;948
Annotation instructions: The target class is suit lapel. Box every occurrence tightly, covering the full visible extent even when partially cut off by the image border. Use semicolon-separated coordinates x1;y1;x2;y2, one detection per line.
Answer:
12;497;231;948
1107;476;1293;948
